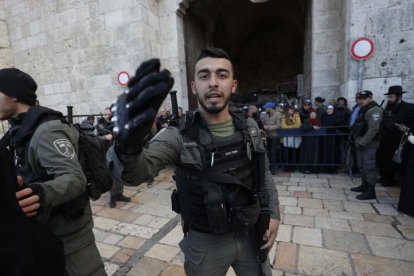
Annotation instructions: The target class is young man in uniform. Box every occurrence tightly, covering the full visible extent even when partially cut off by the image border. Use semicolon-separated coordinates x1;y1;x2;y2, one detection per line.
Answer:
0;68;106;275
108;48;280;275
350;90;383;200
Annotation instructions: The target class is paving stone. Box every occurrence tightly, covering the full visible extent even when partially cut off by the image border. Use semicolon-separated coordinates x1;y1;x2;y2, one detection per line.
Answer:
93;228;111;242
288;177;301;182
94;217;120;230
134;214;156;225
349;220;401;238
366;235;414;262
322;199;344;211
313;192;347;200
302;207;329;217
132;202;177;218
284;206;302;215
103;233;124;245
96;242;120;259
396;216;414;226
104;262;120;276
282;181;299;186
343;201;376;214
272;270;285;276
351;253;414;276
110;248;135;265
376;197;399;205
278;190;292;197
91;204;105;214
362;213;394;223
293;226;322;247
373;203;400;216
346;195;377;203
397;225;414;240
131;191;157;204
279;196;298;207
145;244;181;262
386;190;400;198
329;210;364;221
315;216;351;231
117;235;146;250
127;257;168;276
323;229;370;254
120;202;137;211
283;214;314;227
276;224;292;242
112;222;158;239
292;191;312;198
297;245;353;275
287;186;307;191
148;216;170;229
301;178;329;184
160;264;186;276
274;242;298;273
160;225;183;246
298;198;323;209
275;185;287;191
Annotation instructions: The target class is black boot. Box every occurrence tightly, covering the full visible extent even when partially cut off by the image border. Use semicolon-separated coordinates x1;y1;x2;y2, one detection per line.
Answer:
109;197;116;208
114;194;131;202
351;182;367;192
356;185;376;200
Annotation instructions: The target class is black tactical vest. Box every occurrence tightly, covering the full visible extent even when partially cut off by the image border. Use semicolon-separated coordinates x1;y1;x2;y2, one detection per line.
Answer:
173;111;260;234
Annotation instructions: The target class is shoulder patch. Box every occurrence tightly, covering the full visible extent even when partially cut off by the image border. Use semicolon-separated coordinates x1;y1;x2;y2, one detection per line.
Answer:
372;112;381;121
53;139;75;159
248;128;258;137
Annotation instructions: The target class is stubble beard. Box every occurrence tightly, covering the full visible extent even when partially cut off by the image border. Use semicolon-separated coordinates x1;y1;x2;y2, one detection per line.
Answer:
196;91;231;114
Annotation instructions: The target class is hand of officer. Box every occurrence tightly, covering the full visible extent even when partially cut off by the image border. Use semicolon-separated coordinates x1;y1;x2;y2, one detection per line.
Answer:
15;176;41;217
260;218;280;250
113;59;174;155
408;134;414;145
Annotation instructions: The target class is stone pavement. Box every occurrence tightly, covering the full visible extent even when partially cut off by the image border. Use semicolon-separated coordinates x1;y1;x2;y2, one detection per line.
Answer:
91;168;414;276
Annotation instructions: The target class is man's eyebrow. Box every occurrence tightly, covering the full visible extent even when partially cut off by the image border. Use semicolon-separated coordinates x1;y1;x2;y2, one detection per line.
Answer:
196;68;230;75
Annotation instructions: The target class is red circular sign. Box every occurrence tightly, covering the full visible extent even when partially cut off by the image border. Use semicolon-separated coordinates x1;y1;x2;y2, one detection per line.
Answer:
351;37;375;60
117;71;130;86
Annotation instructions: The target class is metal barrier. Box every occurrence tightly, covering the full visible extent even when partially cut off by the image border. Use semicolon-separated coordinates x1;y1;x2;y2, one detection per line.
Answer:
268;126;350;173
65;106;103;125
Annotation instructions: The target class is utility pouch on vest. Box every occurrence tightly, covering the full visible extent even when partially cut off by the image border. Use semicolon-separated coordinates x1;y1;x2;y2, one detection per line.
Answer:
204;184;229;234
171;189;180;213
229;200;260;232
62;193;88;218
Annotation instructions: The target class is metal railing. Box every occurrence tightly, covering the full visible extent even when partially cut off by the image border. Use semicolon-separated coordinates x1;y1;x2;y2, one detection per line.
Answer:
268;126;350;173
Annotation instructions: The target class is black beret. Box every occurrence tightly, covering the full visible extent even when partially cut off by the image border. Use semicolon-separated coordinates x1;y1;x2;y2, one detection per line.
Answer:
0;68;37;106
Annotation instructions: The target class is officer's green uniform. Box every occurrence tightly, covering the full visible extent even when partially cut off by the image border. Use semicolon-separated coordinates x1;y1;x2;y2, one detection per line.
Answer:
9;106;106;276
108;111;280;276
352;101;383;198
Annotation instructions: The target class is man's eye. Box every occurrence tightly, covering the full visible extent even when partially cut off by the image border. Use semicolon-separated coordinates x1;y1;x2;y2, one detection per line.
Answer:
199;74;208;80
218;73;229;79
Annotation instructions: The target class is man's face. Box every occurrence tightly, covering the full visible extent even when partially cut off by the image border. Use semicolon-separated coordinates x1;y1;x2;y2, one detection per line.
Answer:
359;97;372;107
387;94;397;104
356;97;362;106
103;109;112;120
0;91;18;120
337;99;345;108
191;57;237;114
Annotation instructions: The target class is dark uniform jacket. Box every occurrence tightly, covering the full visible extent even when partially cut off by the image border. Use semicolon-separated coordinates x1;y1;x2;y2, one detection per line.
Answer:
108;111;280;220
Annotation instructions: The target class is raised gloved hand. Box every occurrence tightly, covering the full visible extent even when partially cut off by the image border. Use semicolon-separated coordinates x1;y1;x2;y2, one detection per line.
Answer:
112;59;174;155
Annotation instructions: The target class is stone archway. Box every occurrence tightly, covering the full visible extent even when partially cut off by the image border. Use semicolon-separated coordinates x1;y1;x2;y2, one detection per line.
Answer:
178;0;311;109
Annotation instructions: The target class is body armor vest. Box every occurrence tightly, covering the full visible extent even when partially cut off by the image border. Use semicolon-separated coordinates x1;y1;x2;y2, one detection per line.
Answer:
352;101;381;140
173;112;260;234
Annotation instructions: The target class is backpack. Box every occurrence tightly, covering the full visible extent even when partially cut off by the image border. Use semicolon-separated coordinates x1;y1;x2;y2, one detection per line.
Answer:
75;126;113;200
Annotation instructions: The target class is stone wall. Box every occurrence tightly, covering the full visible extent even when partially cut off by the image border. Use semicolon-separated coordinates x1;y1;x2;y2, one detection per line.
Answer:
0;0;13;68
343;0;414;104
1;0;187;114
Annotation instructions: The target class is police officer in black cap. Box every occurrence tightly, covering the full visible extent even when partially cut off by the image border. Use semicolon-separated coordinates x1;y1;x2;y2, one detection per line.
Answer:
378;85;414;186
350;90;383;200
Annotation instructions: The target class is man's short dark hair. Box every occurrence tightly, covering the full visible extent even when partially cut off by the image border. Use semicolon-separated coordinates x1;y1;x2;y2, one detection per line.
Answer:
196;48;234;74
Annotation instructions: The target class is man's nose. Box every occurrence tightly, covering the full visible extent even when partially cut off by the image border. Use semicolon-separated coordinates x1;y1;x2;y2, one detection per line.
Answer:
209;75;219;87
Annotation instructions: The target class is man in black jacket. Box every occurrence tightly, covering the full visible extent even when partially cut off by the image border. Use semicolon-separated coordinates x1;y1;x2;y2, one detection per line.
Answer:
378;85;414;186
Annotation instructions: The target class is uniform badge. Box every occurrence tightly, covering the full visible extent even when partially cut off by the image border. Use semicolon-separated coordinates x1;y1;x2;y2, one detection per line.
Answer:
248;128;258;137
372;113;380;121
53;139;75;159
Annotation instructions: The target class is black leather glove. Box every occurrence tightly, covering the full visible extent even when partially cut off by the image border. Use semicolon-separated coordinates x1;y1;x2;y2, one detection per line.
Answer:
112;59;174;155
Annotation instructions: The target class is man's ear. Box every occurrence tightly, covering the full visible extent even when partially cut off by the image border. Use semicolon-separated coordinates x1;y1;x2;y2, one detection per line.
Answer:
231;80;238;94
191;81;196;95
